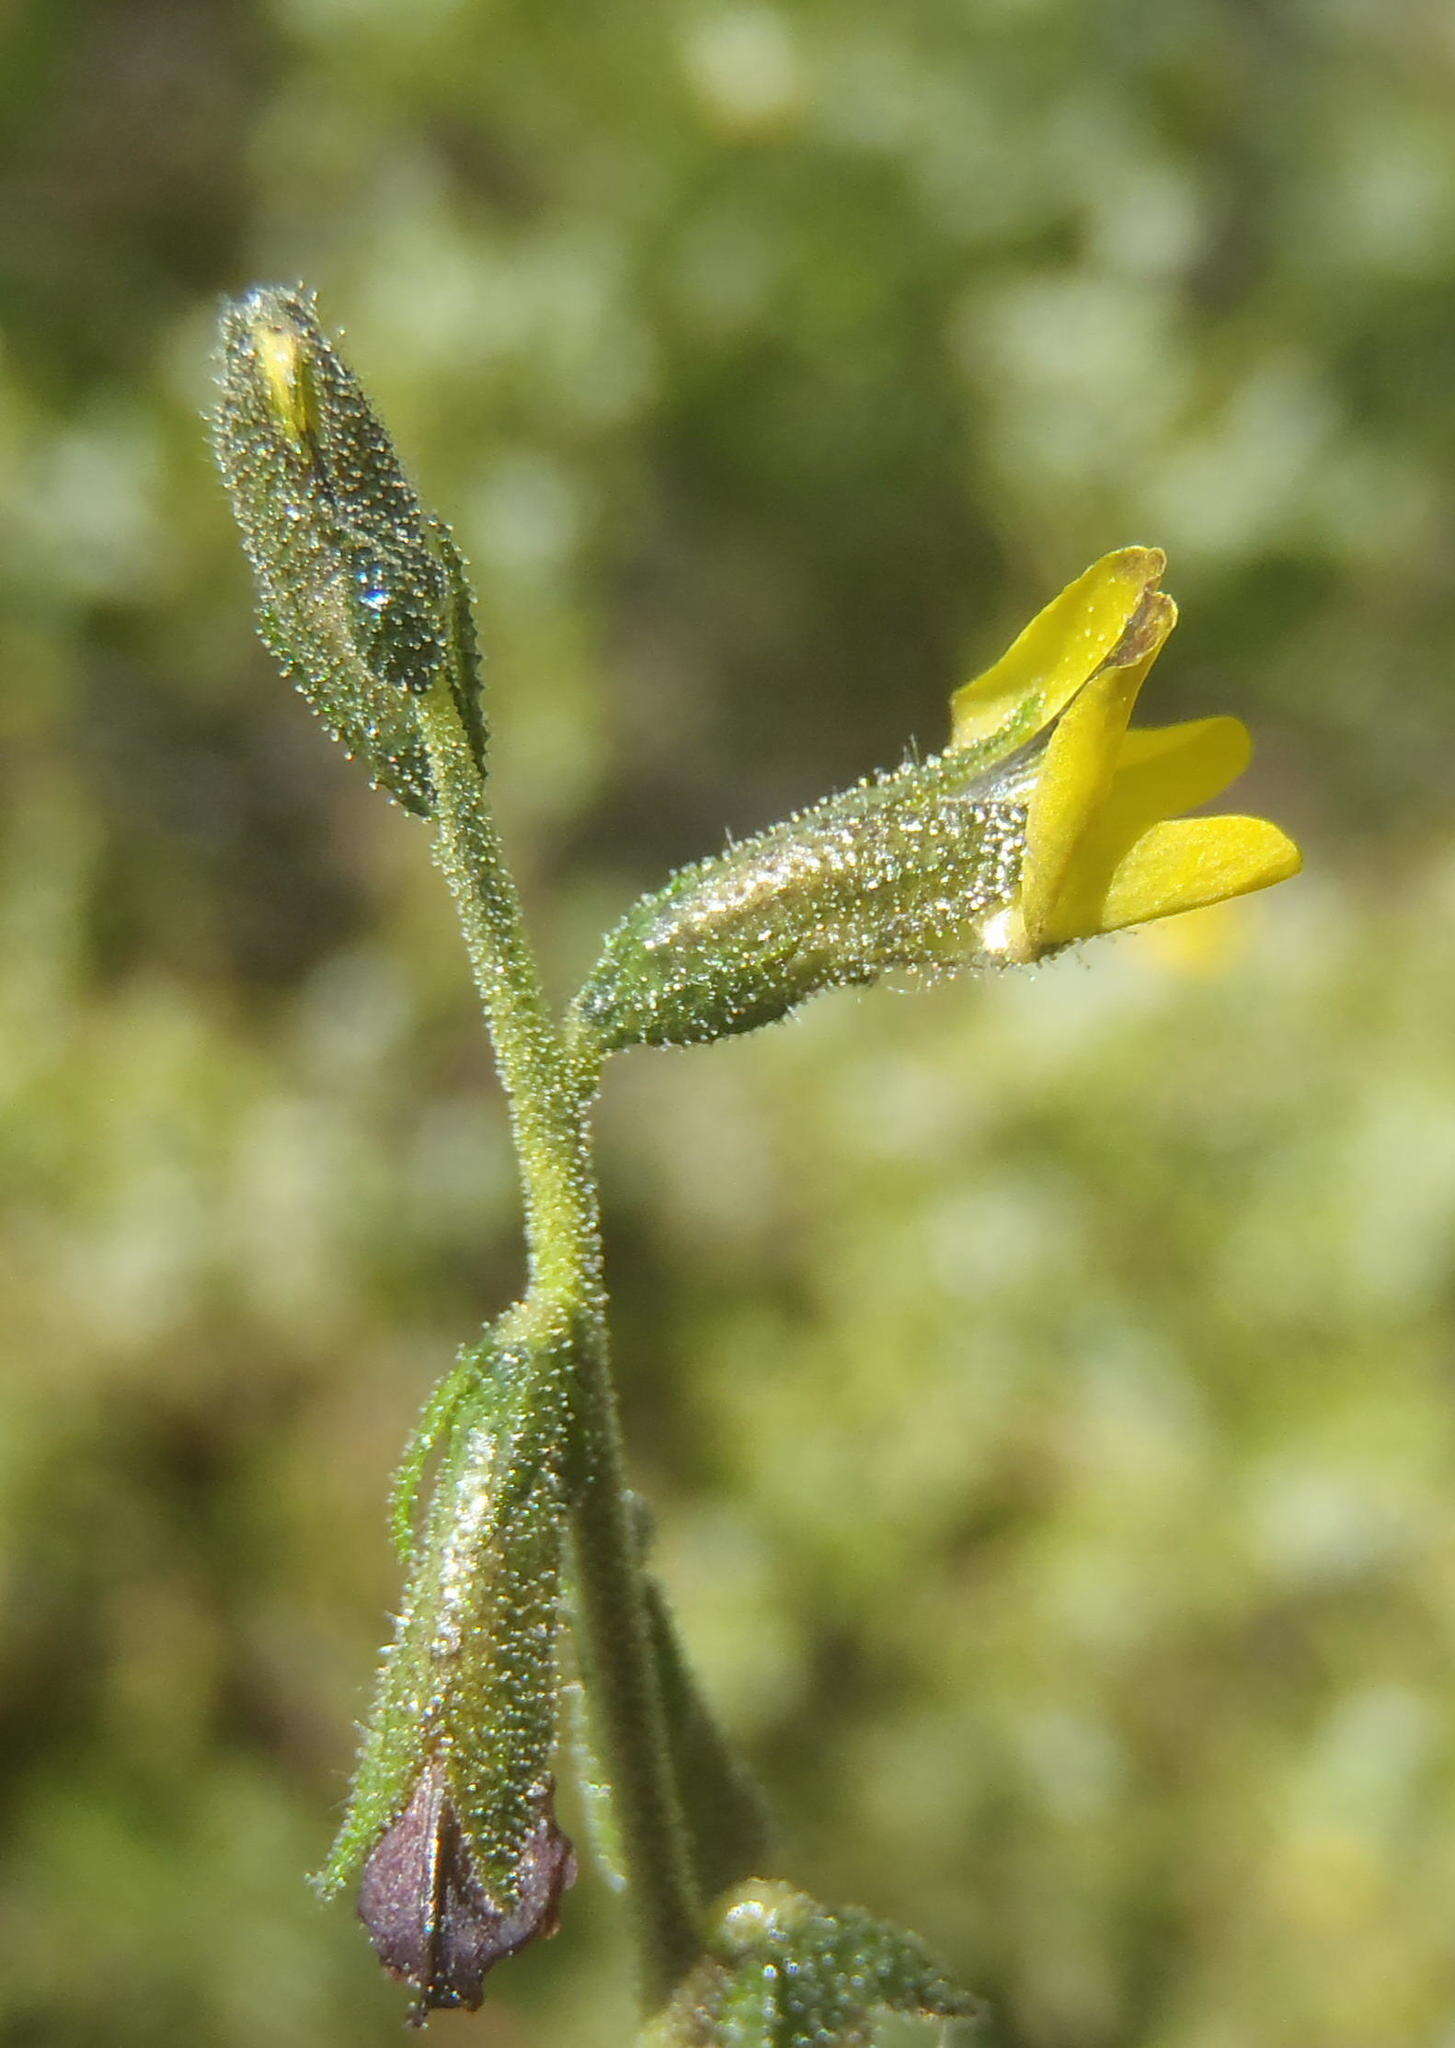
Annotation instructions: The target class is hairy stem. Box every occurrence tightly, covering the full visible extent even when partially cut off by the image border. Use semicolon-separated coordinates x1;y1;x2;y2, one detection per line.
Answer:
416;676;701;2006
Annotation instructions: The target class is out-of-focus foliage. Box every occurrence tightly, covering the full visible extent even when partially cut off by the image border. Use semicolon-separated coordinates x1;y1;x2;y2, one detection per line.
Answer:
1;2;1453;2044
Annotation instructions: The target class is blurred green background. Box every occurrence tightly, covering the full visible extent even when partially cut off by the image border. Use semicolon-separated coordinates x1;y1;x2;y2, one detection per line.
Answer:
3;2;1455;2043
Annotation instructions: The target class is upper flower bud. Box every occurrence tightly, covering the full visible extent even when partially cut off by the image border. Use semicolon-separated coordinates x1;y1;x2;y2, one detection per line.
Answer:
212;286;485;815
572;548;1302;1056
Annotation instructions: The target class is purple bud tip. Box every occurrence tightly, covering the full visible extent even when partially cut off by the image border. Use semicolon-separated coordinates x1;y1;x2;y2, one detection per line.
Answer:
358;1760;577;2022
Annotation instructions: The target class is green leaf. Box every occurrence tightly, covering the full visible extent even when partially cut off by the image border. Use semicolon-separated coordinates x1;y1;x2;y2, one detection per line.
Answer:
640;1882;983;2048
634;1499;774;1901
567;1497;773;1902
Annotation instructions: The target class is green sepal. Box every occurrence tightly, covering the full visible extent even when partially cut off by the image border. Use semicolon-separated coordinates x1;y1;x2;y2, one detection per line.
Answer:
639;1882;983;2047
387;1340;493;1566
563;1674;629;1892
429;514;489;805
212;286;487;816
570;704;1042;1056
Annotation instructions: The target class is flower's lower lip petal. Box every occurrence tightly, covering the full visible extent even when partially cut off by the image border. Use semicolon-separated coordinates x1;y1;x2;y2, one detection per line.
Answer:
1079;717;1255;880
1089;814;1304;935
1112;716;1252;816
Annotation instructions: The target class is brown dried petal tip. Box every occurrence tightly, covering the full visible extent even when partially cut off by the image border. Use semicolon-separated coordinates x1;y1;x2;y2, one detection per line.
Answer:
358;1761;577;2025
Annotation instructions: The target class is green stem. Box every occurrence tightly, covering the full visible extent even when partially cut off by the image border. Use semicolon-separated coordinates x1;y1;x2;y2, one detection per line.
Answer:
415;687;594;1299
416;678;701;2008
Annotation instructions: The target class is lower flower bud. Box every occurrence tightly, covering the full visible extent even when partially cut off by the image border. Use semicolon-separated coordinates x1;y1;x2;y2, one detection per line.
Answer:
360;1758;575;2022
316;1335;576;2017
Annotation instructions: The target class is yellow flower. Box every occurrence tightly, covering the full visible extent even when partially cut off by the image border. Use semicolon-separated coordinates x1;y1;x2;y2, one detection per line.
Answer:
949;547;1302;964
573;546;1303;1055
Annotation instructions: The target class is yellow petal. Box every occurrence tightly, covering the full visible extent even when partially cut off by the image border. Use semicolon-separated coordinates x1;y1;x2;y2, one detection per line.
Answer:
1015;590;1177;946
1079;715;1253;880
1081;814;1303;937
949;546;1167;752
1033;714;1253;945
1111;716;1252;819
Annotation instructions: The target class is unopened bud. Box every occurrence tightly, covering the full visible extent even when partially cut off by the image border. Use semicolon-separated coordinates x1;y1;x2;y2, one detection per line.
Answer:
212;286;486;815
318;1335;575;2017
360;1759;573;2025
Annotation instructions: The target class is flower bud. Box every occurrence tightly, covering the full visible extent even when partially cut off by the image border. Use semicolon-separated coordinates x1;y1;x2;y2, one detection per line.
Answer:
572;716;1041;1053
212;286;486;815
359;1756;572;2024
317;1337;575;2018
